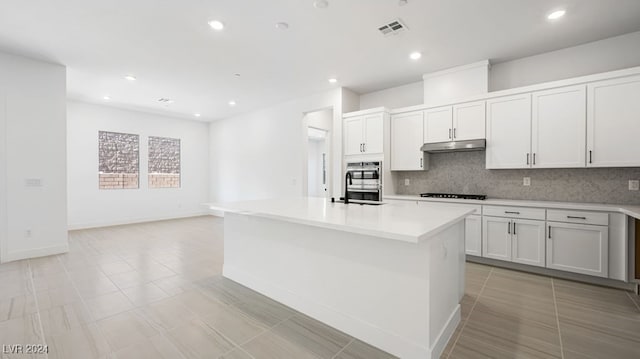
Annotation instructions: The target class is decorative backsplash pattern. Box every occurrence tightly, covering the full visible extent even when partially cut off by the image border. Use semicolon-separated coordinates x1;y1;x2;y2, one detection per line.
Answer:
393;151;640;205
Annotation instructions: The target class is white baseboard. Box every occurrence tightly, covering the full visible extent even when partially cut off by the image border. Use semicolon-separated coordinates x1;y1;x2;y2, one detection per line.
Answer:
224;264;448;359
1;243;69;263
67;211;211;230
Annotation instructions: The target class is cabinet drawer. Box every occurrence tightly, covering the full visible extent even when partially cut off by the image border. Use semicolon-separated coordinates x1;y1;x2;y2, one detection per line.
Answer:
547;209;608;226
417;201;482;215
483;205;545;220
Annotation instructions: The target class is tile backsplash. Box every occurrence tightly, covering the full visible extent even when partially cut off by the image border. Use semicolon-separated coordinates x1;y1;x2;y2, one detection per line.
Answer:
392;151;640;205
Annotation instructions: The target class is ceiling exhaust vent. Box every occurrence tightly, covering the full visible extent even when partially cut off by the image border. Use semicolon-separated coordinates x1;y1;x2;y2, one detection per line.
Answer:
378;19;407;36
157;98;174;104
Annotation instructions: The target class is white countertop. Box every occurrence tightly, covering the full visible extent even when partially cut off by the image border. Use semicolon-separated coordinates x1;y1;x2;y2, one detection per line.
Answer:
206;197;473;244
384;195;640;220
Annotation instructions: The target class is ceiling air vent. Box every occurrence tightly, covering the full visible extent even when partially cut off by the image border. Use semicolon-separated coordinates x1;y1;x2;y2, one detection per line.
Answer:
157;98;174;104
378;19;407;36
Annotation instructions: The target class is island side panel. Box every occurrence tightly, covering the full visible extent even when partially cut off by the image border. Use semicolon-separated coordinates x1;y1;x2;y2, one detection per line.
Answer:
223;212;464;359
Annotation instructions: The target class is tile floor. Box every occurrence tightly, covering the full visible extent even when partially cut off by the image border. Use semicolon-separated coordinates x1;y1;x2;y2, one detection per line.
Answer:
0;216;639;359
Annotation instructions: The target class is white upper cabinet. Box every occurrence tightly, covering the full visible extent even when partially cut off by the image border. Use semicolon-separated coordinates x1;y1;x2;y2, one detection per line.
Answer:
486;94;532;169
391;111;425;171
363;114;384;154
531;85;586;168
344;117;364;156
343;113;384;156
587;74;640;167
452;101;486;141
423;106;453;143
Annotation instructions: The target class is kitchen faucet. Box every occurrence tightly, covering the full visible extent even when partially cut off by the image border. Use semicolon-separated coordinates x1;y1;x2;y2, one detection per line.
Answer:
344;171;353;204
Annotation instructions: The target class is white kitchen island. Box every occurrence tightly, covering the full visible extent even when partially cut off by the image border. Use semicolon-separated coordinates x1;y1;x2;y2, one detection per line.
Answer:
207;198;474;359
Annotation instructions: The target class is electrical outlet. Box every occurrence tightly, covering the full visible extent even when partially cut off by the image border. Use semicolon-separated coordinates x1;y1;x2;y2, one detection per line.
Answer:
523;177;531;186
629;180;639;191
25;229;32;238
291;178;297;186
404;178;410;186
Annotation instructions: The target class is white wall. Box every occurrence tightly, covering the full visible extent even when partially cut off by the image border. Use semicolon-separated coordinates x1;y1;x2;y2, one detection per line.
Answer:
358;30;640;109
359;81;423;110
67;101;210;229
209;88;350;203
0;51;67;263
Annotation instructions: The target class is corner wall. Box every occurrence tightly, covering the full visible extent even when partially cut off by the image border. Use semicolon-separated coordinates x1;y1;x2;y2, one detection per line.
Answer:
0;51;68;263
67;101;210;229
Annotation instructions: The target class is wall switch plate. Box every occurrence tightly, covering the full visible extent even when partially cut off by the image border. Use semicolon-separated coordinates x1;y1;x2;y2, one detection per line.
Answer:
523;177;531;186
629;180;639;191
404;178;410;186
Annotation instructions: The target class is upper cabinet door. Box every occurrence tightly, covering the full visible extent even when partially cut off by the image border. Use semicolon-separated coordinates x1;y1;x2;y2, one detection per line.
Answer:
453;101;486;141
344;117;364;156
531;85;586;168
423;106;453;143
486;94;532;169
587;75;640;167
391;111;424;171
363;114;384;154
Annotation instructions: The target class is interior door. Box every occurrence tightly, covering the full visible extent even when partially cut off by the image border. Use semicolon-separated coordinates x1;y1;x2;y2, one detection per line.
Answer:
423;106;453;144
512;219;545;267
486;94;532;169
453;101;485;141
532;85;586;168
391;111;424;170
363;114;383;154
344;117;364;156
482;216;512;261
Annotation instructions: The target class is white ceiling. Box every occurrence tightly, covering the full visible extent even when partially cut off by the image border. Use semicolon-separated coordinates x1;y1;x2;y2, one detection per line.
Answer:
1;0;640;121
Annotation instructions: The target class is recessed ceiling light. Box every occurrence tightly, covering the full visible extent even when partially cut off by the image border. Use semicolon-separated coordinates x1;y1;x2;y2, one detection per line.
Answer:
228;100;237;106
328;78;338;84
234;73;241;77
103;96;111;101
194;113;201;117
208;20;225;30
409;51;422;60
398;0;408;6
547;10;566;20
275;22;289;30
313;0;329;9
124;75;136;81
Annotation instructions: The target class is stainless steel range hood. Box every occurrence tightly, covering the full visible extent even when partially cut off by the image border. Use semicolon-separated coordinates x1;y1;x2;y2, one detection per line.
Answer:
420;139;486;153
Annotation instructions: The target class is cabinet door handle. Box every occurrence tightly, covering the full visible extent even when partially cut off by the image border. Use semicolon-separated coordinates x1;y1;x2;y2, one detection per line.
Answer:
453;128;456;139
363;143;366;152
360;143;363;152
567;216;587;220
526;153;530;165
533;153;536;165
548;225;551;239
513;221;516;235
507;221;511;234
449;128;452;139
420;158;423;168
504;211;520;215
589;150;593;164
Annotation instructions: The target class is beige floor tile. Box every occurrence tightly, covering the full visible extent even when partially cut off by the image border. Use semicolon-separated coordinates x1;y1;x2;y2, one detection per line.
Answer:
0;314;43;345
198;299;266;345
241;329;320;359
39;301;93;336
112;334;185;359
220;348;255;359
270;314;352;359
107;270;148;290
152;275;197;296
84;291;134;321
194;276;260;305
559;319;640;359
0;295;38;323
73;276;120;300
135;296;197;331
166;319;235;359
97;310;159;351
46;323;111;359
335;339;397;359
121;283;169;307
231;294;294;328
99;261;136;276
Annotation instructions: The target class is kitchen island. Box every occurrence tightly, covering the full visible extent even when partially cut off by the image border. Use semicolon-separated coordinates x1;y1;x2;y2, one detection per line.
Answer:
207;198;474;359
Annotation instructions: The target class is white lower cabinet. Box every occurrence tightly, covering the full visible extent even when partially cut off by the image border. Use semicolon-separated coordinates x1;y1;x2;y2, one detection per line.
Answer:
483;216;545;267
546;222;609;278
465;215;482;257
511;219;545;267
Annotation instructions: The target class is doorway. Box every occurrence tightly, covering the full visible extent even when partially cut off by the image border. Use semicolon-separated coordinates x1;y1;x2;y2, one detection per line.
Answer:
303;108;333;198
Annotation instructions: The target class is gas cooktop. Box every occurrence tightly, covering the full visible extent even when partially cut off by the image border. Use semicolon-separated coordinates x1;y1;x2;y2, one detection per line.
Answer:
420;193;487;200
